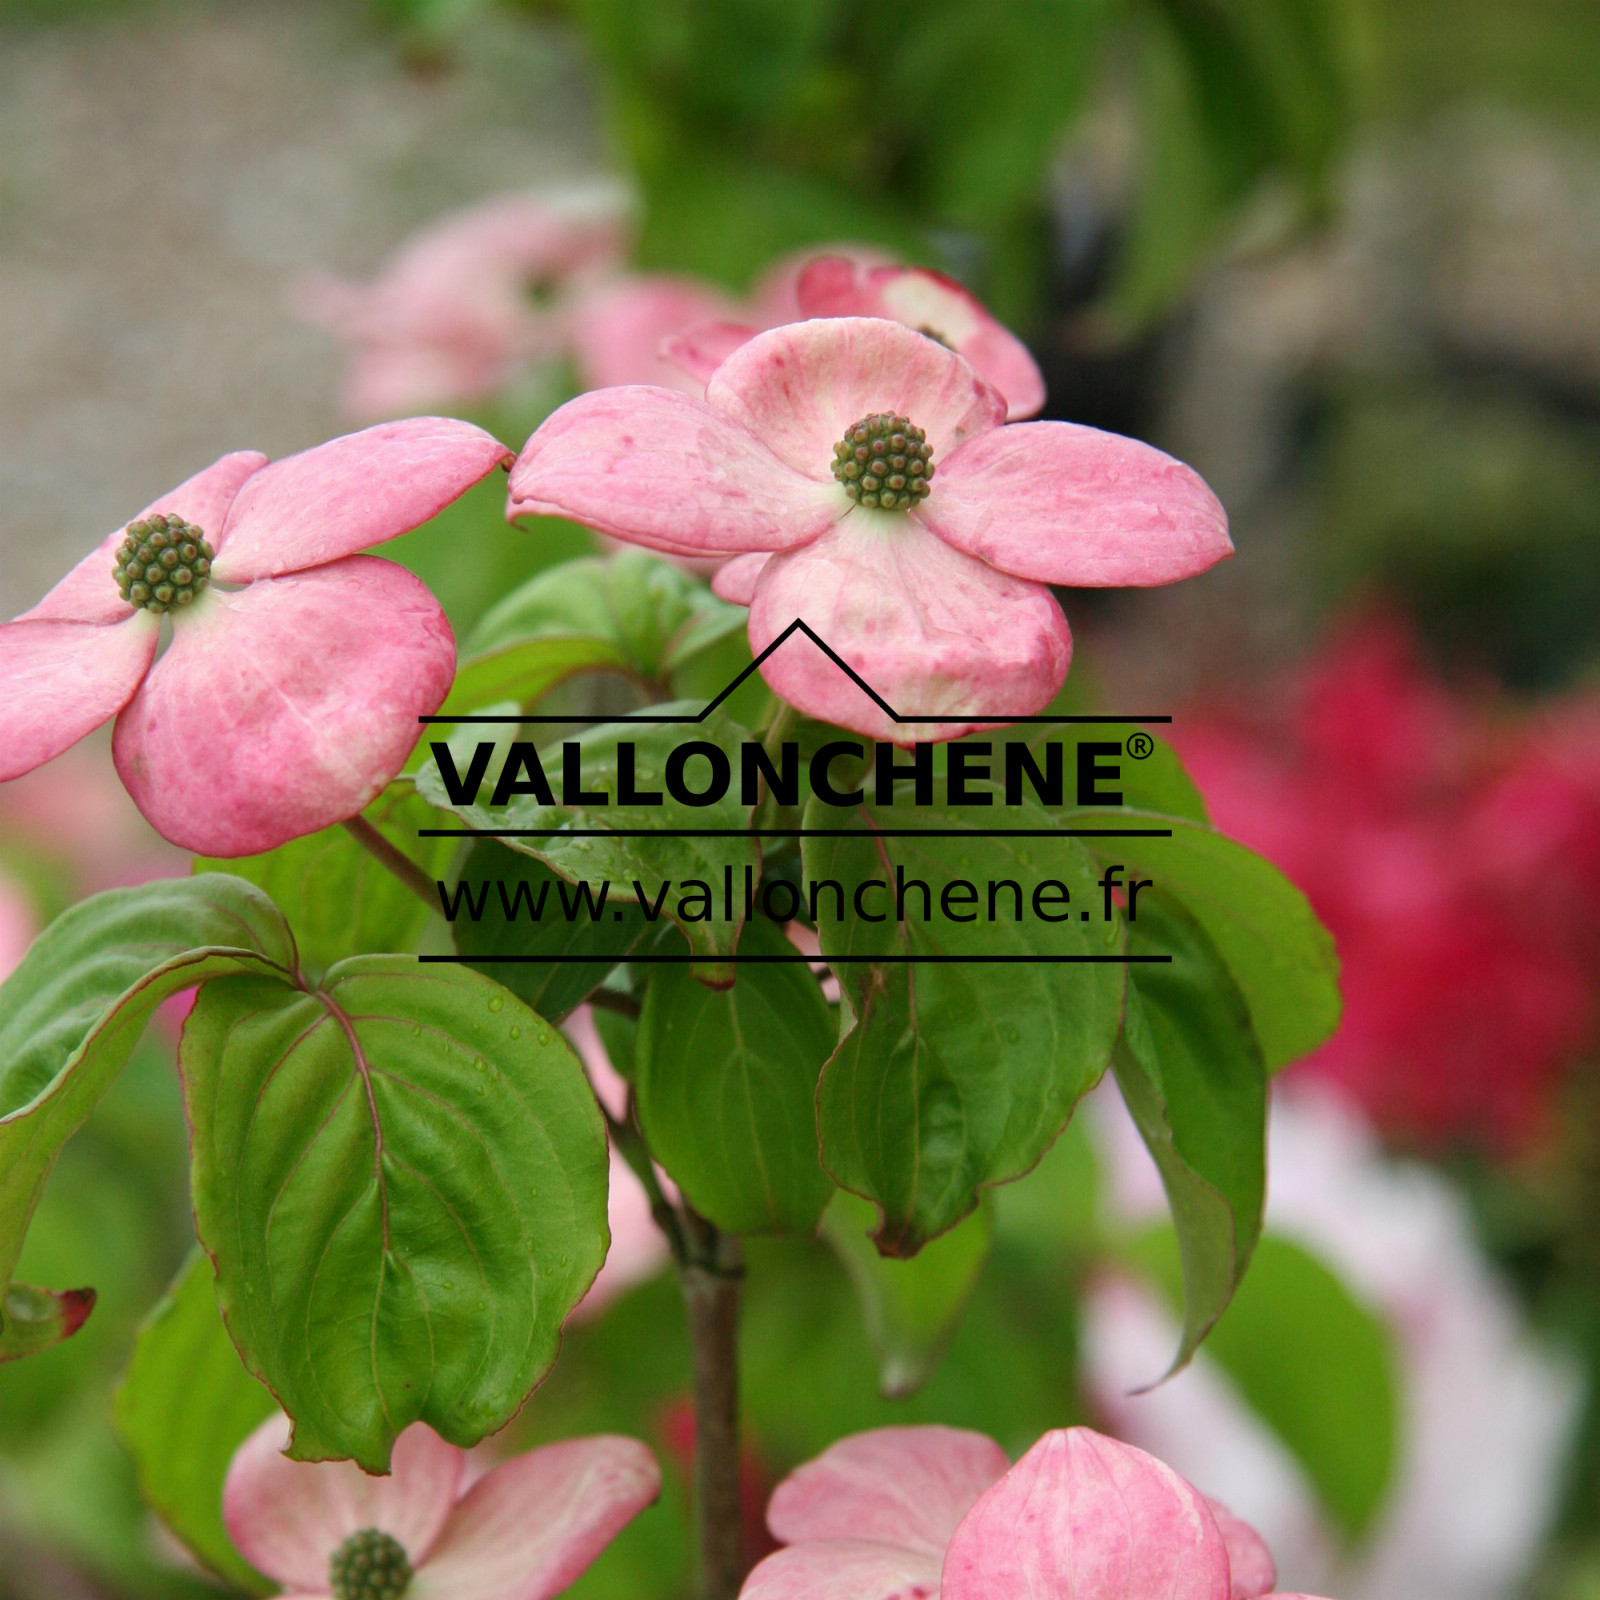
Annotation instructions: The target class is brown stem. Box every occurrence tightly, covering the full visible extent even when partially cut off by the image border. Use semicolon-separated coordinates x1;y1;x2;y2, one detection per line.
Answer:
680;1219;746;1600
588;987;642;1021
341;815;440;912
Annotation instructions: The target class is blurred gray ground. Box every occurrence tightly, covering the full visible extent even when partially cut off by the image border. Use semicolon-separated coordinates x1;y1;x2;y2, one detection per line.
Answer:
0;0;601;620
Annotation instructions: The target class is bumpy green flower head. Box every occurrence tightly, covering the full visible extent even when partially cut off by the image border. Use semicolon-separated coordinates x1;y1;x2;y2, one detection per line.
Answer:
328;1527;413;1600
830;412;934;512
112;514;214;613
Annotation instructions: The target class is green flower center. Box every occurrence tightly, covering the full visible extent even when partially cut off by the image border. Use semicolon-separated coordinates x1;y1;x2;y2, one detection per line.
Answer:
113;514;215;614
329;1527;413;1600
830;412;934;513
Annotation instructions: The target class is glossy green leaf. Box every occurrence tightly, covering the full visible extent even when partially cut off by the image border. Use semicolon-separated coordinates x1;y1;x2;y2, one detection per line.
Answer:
419;705;761;977
1018;724;1208;823
466;549;738;684
0;875;297;1327
115;1250;276;1595
805;787;1125;1255
182;956;609;1469
442;634;634;719
1126;1227;1398;1540
1113;893;1266;1371
195;783;454;978
451;839;650;1019
822;1189;991;1397
0;1282;96;1363
636;918;834;1235
1062;810;1340;1069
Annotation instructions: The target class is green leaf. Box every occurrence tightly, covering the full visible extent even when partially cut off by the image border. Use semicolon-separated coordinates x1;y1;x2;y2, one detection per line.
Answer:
635;918;834;1234
442;634;634;719
418;705;762;978
115;1250;276;1595
0;875;297;1321
1113;893;1266;1371
0;1282;96;1363
451;840;651;1019
1061;810;1340;1069
591;1002;639;1083
892;0;1111;223
1112;0;1352;326
196;784;454;978
1126;1227;1398;1540
465;549;737;684
822;1188;991;1397
182;956;609;1469
804;786;1125;1255
1019;724;1208;823
664;606;775;730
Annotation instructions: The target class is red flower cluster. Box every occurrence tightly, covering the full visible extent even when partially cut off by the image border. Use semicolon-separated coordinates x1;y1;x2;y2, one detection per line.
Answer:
1178;614;1600;1154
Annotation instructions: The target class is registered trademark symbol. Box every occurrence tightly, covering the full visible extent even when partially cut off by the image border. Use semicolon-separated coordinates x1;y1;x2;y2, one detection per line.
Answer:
1126;732;1155;760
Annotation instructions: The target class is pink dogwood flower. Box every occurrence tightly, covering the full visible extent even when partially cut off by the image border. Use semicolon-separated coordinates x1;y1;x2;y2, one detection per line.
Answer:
223;1412;659;1600
666;254;1047;420
508;317;1229;741
296;187;629;419
569;276;743;396
740;1423;1329;1600
1;418;512;856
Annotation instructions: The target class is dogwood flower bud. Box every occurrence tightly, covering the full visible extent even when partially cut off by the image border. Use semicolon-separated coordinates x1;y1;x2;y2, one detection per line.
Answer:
112;514;214;613
831;412;934;512
329;1526;412;1600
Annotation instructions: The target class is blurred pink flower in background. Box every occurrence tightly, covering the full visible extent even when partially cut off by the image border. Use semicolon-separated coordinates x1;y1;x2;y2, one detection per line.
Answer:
509;317;1229;741
1;419;510;856
569;276;742;395
1178;613;1600;1152
295;184;631;419
666;253;1047;420
1085;1086;1580;1600
0;741;185;892
741;1422;1327;1600
0;867;36;983
563;1006;672;1319
224;1412;658;1600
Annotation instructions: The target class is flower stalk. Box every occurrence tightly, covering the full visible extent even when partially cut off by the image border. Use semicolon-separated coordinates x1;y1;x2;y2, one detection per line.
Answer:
680;1211;747;1600
340;814;440;911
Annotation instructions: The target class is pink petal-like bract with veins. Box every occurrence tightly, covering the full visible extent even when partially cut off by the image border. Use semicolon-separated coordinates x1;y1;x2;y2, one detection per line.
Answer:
1208;1499;1279;1599
0;615;159;781
767;1426;1008;1556
508;386;842;556
712;552;769;606
924;422;1231;587
112;556;453;855
747;516;1070;743
940;1429;1232;1600
570;276;740;394
740;1539;944;1600
223;1414;464;1591
706;318;1005;481
212;418;513;583
796;260;1046;421
409;1435;660;1600
22;452;268;626
662;319;763;385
